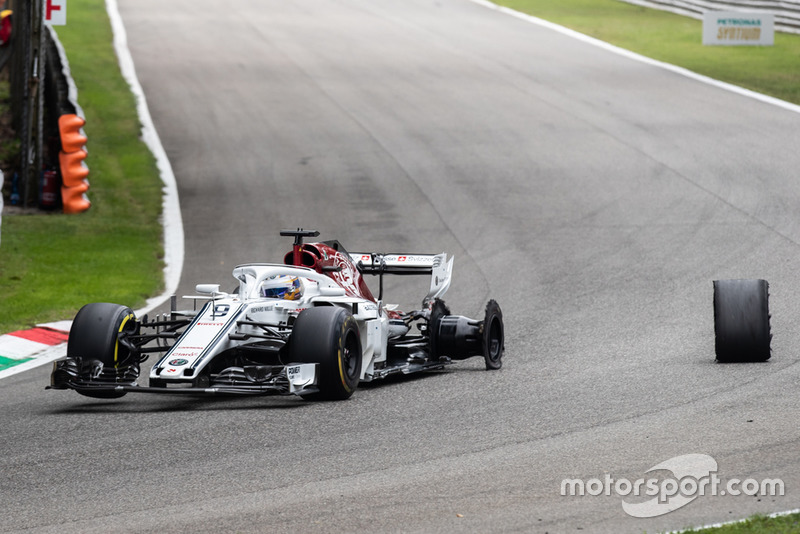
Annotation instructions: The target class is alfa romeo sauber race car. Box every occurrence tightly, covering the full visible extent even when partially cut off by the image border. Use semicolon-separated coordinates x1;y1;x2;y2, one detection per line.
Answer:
49;230;505;400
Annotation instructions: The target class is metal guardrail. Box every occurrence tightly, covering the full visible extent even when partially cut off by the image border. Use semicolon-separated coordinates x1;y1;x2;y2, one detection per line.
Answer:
8;0;45;207
3;0;89;213
619;0;800;33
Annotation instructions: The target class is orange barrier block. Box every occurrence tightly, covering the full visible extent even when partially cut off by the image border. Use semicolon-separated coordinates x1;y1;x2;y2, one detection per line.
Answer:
58;114;88;153
57;113;91;214
61;180;91;214
58;149;89;187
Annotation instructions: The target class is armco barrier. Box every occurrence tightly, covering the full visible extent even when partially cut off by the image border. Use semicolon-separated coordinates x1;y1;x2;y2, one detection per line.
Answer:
619;0;800;33
0;168;3;248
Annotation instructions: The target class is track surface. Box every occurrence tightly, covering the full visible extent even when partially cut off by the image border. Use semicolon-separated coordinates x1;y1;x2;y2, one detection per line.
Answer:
3;1;800;532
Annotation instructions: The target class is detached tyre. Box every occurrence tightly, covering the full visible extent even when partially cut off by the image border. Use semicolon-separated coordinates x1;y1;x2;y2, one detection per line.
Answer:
68;303;138;398
290;306;362;400
713;279;771;362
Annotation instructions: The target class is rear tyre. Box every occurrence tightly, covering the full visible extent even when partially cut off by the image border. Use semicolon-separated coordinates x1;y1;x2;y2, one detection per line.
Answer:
290;306;362;400
713;279;771;362
483;300;504;370
68;303;138;398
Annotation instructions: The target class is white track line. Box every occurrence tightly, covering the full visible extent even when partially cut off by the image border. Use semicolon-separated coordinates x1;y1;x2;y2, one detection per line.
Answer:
105;0;184;316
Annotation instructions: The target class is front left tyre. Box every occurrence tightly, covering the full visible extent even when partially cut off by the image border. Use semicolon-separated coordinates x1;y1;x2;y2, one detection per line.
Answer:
289;306;362;400
66;302;139;398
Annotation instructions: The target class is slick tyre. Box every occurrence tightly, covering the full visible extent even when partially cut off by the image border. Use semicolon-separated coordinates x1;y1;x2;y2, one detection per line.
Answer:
483;300;504;370
68;303;137;398
290;306;362;400
713;279;771;362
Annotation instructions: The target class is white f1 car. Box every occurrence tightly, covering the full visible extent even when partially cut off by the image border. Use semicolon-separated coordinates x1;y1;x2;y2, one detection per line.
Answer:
49;229;505;400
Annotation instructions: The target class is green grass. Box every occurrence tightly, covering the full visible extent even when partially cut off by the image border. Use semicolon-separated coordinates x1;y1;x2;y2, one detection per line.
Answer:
0;0;163;332
495;0;800;105
677;512;800;533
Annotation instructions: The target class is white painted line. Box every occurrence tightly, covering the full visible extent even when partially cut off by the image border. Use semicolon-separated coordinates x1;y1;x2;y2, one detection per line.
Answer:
467;0;800;115
105;0;184;317
39;320;73;332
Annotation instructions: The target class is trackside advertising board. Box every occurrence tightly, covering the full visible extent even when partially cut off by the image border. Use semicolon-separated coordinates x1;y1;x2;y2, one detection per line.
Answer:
703;11;774;46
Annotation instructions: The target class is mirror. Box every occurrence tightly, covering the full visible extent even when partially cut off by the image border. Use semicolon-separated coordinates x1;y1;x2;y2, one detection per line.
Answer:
195;284;220;295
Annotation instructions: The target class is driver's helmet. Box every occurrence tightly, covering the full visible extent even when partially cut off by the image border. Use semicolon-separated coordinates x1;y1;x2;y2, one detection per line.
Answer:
261;275;303;300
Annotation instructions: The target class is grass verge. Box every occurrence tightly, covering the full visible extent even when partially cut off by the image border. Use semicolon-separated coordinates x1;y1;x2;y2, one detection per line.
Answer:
677;512;800;533
494;0;800;105
0;0;163;332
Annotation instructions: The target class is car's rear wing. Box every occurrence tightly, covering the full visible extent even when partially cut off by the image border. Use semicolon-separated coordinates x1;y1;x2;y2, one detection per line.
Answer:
350;252;453;303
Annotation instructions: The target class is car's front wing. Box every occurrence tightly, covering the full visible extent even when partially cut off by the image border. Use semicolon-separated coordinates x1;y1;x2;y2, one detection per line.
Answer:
48;358;319;397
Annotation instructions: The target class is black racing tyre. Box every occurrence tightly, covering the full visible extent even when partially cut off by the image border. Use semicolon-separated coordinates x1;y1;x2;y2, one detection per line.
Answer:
713;279;771;362
67;303;138;398
483;300;504;370
290;306;362;400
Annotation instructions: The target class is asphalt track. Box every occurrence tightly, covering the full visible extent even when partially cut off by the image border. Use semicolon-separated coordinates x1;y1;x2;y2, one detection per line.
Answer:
3;0;800;532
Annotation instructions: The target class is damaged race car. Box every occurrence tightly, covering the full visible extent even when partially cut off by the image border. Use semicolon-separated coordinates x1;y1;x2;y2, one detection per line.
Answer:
49;229;505;401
